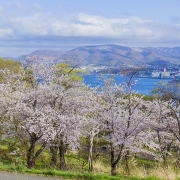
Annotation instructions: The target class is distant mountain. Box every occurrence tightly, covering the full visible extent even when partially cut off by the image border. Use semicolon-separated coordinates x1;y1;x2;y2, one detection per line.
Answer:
17;44;180;67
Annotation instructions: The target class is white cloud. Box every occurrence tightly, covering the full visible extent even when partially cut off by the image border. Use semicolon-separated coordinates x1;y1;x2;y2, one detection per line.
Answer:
1;1;180;57
5;13;179;39
0;12;180;49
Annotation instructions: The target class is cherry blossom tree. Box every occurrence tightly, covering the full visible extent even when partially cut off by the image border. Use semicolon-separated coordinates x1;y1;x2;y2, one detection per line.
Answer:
38;65;87;170
164;99;180;155
151;83;180;166
0;66;85;169
8;83;56;168
3;63;179;174
97;76;158;176
146;98;176;167
80;88;105;171
0;71;13;141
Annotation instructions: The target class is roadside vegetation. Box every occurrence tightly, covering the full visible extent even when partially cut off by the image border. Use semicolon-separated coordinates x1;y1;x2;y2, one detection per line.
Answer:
1;58;180;180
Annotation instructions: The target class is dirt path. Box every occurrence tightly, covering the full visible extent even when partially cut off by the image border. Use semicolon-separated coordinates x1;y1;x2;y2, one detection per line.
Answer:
0;171;63;180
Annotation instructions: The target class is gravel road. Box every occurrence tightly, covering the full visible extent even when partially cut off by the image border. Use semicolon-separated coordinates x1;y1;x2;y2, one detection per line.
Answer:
0;171;63;180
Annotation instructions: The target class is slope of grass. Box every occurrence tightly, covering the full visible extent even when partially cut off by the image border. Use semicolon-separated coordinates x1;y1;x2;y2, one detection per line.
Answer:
0;163;163;180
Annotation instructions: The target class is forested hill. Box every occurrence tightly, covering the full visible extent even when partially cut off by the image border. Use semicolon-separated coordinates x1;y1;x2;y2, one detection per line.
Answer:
16;44;180;67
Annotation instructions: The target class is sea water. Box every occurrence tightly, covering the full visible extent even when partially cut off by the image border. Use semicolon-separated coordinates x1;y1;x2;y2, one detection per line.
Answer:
83;74;170;95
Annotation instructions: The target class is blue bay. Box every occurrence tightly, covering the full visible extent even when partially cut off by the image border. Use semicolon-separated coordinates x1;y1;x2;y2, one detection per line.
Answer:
83;74;171;95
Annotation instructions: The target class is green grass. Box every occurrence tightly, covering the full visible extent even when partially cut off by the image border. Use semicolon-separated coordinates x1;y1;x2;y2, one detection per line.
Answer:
0;140;176;180
0;163;163;180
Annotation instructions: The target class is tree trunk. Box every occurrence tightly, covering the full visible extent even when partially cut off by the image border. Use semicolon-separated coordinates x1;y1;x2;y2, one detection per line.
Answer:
59;140;67;170
111;146;117;176
50;145;58;168
111;163;117;176
26;134;47;169
125;150;131;176
157;130;172;168
110;143;124;176
162;154;168;168
88;136;94;171
27;137;36;168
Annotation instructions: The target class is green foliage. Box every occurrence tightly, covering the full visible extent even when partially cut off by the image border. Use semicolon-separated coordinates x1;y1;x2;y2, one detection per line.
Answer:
23;68;37;88
140;177;162;180
55;63;85;82
0;138;168;180
35;150;51;169
0;58;37;87
133;157;157;168
0;58;21;72
0;163;163;180
143;95;154;101
0;138;26;166
0;58;21;82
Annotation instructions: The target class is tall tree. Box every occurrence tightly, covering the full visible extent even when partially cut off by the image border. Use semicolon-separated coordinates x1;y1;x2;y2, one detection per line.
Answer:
0;65;81;168
43;64;86;170
81;89;104;171
149;99;175;167
99;76;157;176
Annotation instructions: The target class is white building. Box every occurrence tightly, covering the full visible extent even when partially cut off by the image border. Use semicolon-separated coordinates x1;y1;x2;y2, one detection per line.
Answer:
161;71;171;78
151;71;160;78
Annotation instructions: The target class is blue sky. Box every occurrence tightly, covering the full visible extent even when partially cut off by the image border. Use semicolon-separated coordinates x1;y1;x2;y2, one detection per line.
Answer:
0;0;180;57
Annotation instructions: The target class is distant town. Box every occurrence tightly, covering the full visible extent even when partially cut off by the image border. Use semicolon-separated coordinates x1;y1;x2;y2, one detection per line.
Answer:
83;65;180;82
137;67;180;79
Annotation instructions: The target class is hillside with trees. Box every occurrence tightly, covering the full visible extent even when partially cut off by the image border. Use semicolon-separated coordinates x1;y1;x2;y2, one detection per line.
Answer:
1;58;180;180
